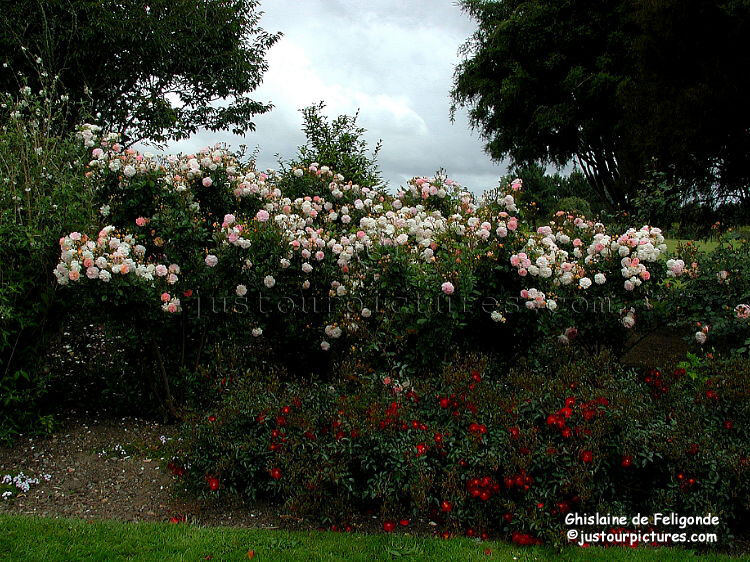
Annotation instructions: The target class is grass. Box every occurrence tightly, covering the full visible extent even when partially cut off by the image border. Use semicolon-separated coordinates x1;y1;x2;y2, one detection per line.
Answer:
1;515;745;561
664;238;721;253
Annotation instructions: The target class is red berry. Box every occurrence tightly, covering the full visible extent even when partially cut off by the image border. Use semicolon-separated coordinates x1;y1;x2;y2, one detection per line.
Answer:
621;455;633;468
269;467;282;480
207;477;220;491
440;500;453;512
383;521;396;532
439;397;450;408
399;519;410;527
580;450;594;463
724;420;734;430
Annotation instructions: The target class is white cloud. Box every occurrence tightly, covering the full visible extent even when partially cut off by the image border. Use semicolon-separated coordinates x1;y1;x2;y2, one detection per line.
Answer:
165;0;507;193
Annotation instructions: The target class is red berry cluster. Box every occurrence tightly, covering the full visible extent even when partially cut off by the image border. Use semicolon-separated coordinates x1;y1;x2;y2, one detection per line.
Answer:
546;396;607;439
437;393;478;418
467;476;500;500
468;422;488;436
167;461;185;477
205;474;220;491
503;469;533;491
378;401;401;429
465;528;490;540
643;368;669;397
381;519;410;532
511;531;541;545
677;472;698;491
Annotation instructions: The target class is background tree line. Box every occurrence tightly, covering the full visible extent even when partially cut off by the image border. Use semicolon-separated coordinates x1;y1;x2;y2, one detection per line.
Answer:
452;0;750;224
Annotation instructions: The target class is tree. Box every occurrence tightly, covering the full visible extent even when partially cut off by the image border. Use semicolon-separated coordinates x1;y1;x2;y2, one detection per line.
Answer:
628;0;750;207
0;0;280;144
296;102;382;188
452;0;750;211
502;163;599;221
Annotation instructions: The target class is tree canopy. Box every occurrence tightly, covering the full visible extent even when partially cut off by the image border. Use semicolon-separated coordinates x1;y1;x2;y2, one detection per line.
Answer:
296;102;382;188
452;0;750;209
0;0;280;144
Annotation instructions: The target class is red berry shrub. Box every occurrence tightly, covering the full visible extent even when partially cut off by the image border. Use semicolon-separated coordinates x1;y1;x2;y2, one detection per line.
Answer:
174;351;749;547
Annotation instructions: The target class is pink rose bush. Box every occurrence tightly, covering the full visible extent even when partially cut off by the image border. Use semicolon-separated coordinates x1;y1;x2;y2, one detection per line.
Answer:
54;226;181;312
53;123;748;368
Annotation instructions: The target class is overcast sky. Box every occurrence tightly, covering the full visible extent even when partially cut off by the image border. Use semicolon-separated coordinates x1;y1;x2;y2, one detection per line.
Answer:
168;0;507;194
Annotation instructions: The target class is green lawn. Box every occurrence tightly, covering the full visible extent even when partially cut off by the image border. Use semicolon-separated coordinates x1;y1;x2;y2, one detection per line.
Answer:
664;238;721;253
0;515;745;561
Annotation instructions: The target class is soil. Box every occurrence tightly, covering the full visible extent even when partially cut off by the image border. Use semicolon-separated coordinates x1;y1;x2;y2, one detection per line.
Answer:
0;414;287;529
622;330;690;369
0;413;412;533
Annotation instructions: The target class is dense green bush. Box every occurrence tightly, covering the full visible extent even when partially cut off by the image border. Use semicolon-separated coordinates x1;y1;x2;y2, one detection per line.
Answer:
557;196;592;218
172;350;749;547
664;237;750;356
500;164;600;222
0;88;96;441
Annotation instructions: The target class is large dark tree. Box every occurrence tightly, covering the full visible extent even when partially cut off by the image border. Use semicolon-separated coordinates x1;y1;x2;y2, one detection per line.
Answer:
452;0;750;209
0;0;280;143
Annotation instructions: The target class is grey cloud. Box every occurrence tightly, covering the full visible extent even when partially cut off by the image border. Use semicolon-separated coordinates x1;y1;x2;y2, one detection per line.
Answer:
167;0;507;194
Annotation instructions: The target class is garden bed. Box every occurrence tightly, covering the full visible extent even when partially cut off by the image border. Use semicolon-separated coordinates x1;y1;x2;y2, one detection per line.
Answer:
0;414;442;535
